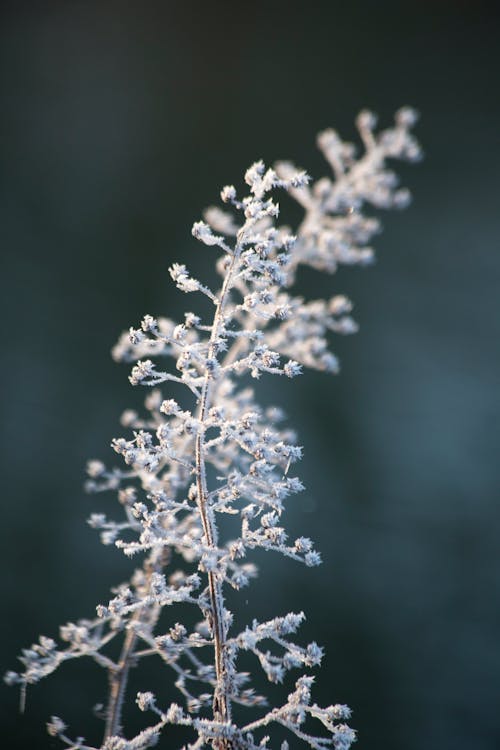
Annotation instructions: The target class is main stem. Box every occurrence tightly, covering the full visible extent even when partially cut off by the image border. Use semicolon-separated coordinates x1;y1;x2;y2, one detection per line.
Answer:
195;248;240;748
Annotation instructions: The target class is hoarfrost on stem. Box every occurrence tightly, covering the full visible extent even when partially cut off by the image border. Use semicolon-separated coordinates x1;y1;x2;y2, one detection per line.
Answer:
7;109;420;749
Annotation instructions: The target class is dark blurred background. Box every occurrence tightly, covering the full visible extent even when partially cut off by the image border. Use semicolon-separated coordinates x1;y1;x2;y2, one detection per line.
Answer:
1;1;500;748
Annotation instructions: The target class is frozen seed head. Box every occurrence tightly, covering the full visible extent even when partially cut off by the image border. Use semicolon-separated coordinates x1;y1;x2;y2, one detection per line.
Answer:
7;108;419;750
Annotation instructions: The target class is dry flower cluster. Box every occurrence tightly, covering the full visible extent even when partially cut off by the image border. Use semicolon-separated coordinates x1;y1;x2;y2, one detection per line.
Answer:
6;109;420;749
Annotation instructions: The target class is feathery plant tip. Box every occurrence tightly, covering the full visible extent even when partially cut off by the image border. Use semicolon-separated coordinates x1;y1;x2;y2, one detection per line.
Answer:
6;108;421;749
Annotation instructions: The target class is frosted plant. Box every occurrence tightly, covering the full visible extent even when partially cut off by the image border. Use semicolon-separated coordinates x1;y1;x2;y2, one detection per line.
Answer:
6;109;420;749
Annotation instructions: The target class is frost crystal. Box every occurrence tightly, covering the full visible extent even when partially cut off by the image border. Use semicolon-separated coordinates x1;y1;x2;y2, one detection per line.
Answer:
7;110;420;749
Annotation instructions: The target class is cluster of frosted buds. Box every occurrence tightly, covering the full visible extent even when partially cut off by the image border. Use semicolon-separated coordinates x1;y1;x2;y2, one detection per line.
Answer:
274;107;422;276
7;110;420;750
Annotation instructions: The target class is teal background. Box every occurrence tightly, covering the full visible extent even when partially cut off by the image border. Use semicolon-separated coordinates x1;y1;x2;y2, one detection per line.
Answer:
1;1;500;748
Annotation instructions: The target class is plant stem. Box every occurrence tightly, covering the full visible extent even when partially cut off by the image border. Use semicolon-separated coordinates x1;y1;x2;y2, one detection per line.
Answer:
195;248;241;748
104;621;138;740
103;560;163;742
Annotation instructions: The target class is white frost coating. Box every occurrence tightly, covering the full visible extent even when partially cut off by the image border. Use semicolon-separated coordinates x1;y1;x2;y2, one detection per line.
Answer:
7;109;420;750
